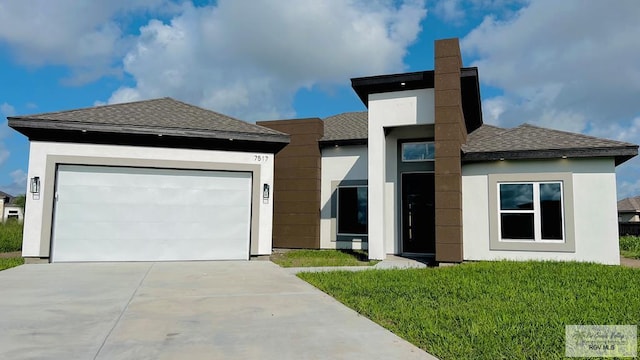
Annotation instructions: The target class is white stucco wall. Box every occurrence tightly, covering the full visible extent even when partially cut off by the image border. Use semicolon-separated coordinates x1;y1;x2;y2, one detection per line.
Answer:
462;158;620;265
367;89;435;259
23;141;275;258
320;145;368;249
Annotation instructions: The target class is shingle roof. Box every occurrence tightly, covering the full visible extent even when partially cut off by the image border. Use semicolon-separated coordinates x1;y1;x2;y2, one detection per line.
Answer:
0;191;13;200
618;196;640;212
463;124;638;165
320;113;637;164
8;97;289;143
321;111;367;142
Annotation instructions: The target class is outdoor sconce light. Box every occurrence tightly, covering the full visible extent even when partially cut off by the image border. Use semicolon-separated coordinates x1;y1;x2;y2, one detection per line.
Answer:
30;176;40;194
263;183;270;204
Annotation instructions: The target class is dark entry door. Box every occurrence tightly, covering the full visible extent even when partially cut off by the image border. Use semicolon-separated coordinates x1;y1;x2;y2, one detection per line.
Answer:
402;173;435;254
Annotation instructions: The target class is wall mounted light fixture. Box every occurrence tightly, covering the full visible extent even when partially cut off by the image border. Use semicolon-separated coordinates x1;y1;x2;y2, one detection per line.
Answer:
30;176;40;194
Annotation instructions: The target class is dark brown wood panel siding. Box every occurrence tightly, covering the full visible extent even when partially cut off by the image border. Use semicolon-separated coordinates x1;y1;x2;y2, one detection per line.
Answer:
257;119;323;249
434;38;465;263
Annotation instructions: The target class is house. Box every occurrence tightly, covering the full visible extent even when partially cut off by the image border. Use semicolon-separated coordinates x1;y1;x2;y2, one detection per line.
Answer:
8;98;289;262
257;38;637;266
617;196;640;236
617;196;640;223
8;38;637;265
0;191;24;222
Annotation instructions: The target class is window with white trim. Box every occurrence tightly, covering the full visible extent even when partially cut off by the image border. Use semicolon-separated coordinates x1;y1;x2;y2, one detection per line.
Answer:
498;182;564;242
337;186;368;235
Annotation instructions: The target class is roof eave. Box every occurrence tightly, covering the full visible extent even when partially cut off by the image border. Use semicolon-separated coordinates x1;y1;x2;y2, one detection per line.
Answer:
351;71;435;105
350;67;483;133
319;138;368;147
8;118;290;144
460;67;483;133
462;146;639;165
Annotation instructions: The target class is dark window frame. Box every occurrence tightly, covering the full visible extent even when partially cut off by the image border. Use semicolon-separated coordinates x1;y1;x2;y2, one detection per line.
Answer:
336;185;368;236
401;141;435;162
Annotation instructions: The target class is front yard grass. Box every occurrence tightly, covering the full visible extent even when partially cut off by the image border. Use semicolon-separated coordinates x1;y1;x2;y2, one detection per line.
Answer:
0;257;24;271
298;261;640;360
0;220;23;253
0;220;23;271
620;235;640;259
271;249;379;267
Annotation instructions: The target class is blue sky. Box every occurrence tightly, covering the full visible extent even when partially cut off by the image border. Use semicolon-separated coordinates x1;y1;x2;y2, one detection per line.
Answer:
0;0;639;198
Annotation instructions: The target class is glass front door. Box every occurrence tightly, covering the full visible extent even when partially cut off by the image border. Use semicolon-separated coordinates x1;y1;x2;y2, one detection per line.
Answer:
401;172;435;254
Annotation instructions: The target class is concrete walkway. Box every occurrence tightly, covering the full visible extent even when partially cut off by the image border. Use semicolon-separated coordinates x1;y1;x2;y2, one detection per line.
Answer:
285;254;430;274
0;261;436;360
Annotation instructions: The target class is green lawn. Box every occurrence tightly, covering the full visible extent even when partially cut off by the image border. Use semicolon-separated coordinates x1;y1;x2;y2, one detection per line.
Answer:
0;220;23;253
271;249;379;267
298;261;640;360
620;235;640;259
0;257;24;271
0;220;24;271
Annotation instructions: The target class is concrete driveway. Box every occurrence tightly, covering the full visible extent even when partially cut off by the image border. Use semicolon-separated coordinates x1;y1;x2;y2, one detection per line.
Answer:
0;261;436;359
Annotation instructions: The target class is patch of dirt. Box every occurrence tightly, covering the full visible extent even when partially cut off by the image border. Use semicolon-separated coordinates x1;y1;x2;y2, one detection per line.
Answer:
0;251;21;259
620;256;640;268
269;252;286;263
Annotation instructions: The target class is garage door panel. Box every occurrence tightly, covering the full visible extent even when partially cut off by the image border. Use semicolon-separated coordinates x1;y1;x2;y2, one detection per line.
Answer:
55;185;250;207
52;165;252;262
55;202;251;225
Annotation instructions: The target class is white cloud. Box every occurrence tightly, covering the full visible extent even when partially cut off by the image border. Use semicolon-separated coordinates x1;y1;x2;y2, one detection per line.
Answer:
480;96;506;125
588;117;640;144
0;0;178;84
461;0;640;197
618;177;640;200
432;0;527;24
462;0;640;130
107;0;427;121
0;104;24;194
0;169;27;196
0;102;15;117
433;0;465;22
9;169;26;186
0;148;8;165
0;102;16;139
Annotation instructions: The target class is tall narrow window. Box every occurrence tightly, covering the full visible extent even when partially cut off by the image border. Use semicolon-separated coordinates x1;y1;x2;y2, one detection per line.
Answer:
337;186;368;235
540;183;563;240
498;182;564;242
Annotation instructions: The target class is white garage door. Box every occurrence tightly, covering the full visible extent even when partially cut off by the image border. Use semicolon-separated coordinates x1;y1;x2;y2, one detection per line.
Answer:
51;165;252;262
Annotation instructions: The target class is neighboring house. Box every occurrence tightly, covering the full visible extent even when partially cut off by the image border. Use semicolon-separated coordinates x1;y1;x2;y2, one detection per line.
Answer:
0;191;24;222
8;38;638;265
617;196;640;223
8;98;289;262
